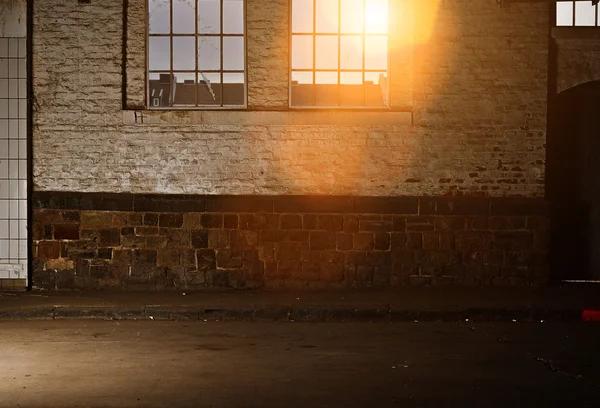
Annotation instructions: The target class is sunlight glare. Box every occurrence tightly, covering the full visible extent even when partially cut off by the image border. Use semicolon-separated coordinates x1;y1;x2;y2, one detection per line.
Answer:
365;0;388;34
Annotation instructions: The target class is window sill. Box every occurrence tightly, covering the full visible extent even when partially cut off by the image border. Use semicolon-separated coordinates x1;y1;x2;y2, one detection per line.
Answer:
552;26;600;39
122;109;413;126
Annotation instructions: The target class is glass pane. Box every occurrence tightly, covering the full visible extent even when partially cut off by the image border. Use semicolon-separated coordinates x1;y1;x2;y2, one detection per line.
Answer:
292;71;313;84
365;0;388;34
340;71;362;84
149;0;170;34
173;36;196;70
198;72;222;105
365;36;387;70
198;0;221;34
316;0;339;33
292;35;313;69
341;0;364;34
223;0;244;34
198;36;221;70
173;72;196;105
149;37;171;71
340;75;364;105
223;37;244;70
316;35;338;69
556;1;574;26
173;0;196;33
315;72;338;84
340;35;362;69
223;73;245;105
149;72;171;107
292;0;314;33
364;71;387;106
575;1;595;26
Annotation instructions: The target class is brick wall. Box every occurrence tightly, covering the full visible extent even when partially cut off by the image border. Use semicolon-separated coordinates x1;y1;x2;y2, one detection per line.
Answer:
554;29;600;94
32;0;549;197
32;193;549;290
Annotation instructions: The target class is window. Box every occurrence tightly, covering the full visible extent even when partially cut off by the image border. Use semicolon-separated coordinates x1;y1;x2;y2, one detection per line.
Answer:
290;0;389;108
556;1;600;26
148;0;246;109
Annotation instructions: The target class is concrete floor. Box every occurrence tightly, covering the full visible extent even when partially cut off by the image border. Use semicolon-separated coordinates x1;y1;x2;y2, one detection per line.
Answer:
0;321;599;407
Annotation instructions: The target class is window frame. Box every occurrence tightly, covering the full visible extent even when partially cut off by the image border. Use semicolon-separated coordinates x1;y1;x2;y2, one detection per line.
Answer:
288;0;391;109
555;1;600;27
146;0;248;110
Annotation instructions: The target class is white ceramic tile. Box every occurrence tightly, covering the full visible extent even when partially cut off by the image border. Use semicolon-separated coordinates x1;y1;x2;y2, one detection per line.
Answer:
8;99;18;118
18;99;26;118
0;59;7;78
0;269;9;279
8;159;17;178
18;181;26;198
0;140;8;158
18;160;26;180
18;140;25;157
19;219;26;237
0;119;7;138
0;181;8;198
18;78;26;98
0;201;7;219
18;119;25;139
18;59;25;79
9;139;18;158
18;239;26;259
9;239;18;258
9;180;18;198
0;159;7;178
9;219;18;237
9;199;18;218
18;198;25;216
8;119;17;139
0;99;8;118
18;39;26;58
0;220;7;238
8;39;18;58
0;78;7;98
0;39;8;58
8;59;17;78
8;79;17;98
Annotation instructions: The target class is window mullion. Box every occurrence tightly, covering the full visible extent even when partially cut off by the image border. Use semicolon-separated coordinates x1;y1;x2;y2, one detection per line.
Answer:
362;0;366;107
337;0;341;107
313;0;317;106
170;0;174;107
220;0;224;107
195;0;199;107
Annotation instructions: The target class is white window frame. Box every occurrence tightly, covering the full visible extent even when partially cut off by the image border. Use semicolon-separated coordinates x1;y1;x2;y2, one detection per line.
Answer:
147;0;248;110
289;0;391;109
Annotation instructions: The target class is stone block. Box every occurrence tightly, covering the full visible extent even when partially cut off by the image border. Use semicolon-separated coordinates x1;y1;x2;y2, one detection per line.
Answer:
281;214;302;230
337;233;353;250
159;213;184;228
353;233;374;251
54;224;80;240
197;249;217;270
310;231;336;250
37;241;61;260
201;213;224;228
98;228;121;246
191;229;209;248
230;230;259;249
317;214;343;231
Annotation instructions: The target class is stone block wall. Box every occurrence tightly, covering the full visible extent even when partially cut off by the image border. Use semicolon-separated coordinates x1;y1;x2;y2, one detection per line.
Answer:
32;193;549;290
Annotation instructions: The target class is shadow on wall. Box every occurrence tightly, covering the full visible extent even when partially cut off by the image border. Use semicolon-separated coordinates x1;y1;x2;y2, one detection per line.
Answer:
547;80;600;282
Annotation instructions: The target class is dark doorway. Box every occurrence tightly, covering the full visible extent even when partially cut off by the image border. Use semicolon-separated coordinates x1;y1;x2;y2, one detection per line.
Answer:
547;81;600;282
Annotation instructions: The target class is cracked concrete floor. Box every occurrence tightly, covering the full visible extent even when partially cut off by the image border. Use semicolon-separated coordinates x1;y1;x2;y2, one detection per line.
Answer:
0;321;599;407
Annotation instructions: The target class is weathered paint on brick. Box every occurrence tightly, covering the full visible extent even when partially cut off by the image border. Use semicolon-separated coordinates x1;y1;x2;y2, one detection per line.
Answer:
34;0;548;197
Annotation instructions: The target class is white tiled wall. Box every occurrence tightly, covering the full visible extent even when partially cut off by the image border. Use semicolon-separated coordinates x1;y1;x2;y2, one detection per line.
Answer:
0;37;27;281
